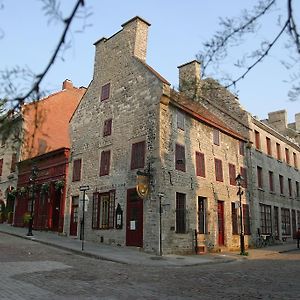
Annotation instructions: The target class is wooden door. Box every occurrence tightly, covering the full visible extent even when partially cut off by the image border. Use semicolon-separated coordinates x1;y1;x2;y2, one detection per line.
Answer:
218;201;225;246
52;190;61;231
126;189;143;247
70;196;79;236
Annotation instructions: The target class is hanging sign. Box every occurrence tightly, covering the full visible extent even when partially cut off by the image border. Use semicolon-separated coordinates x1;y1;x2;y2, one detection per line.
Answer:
136;174;149;199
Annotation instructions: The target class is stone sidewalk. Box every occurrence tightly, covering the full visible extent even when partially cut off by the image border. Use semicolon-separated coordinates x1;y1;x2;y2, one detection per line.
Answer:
0;224;298;266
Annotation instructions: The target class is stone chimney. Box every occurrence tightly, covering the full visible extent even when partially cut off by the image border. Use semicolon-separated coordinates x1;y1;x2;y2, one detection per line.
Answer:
267;110;287;133
62;79;73;90
178;60;201;100
295;113;300;131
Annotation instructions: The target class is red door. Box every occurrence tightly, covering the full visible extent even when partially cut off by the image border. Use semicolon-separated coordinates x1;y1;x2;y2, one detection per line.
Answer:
70;196;79;236
126;189;143;247
218;201;225;246
52;190;61;231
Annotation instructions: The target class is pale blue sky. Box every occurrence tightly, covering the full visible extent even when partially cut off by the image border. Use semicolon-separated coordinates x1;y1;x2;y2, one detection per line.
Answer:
1;0;299;123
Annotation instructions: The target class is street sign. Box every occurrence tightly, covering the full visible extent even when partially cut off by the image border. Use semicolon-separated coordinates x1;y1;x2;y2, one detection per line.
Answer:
79;185;90;191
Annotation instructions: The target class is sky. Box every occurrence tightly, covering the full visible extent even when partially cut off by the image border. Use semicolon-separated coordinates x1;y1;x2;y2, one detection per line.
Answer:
0;0;299;123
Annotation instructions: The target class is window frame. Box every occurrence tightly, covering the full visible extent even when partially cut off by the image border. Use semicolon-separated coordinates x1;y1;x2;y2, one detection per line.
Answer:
131;141;146;170
176;192;186;233
213;129;220;146
100;83;110;101
99;150;111;176
198;197;206;234
228;163;236;186
276;143;281;160
177;110;185;130
103;118;112;137
260;203;272;235
266;137;272;156
214;158;223;182
268;171;274;192
195;151;205;177
175;144;186;172
257;166;263;189
254;130;260;150
72;158;82;182
231;202;238;235
279;174;284;195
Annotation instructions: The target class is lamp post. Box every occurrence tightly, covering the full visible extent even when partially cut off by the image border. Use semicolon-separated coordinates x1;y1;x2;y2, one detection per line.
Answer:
235;174;245;255
27;165;38;236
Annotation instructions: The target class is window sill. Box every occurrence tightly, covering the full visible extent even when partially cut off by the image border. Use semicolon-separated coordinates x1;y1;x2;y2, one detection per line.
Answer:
269;191;276;195
277;159;282;163
257;188;264;192
280;194;285;197
255;148;262;153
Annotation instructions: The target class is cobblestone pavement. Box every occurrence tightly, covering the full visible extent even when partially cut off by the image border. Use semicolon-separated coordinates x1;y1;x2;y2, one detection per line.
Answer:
1;233;300;299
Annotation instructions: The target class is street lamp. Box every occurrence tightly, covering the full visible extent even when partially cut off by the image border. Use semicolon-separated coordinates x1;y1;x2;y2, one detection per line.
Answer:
235;174;245;255
27;165;38;236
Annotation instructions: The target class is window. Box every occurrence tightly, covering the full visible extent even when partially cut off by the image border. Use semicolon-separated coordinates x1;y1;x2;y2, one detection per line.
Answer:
254;130;260;150
231;202;238;235
281;208;291;236
175;144;185;172
266;137;272;156
213;129;220;145
274;206;279;238
228;163;236;186
214;158;223;182
100;150;111;176
92;191;115;229
269;171;274;192
240;167;247;188
239;141;245;156
288;178;292;197
260;204;272;234
293;152;298;169
0;158;3;176
10;153;17;173
103;119;112;137
276;143;281;160
72;159;82;182
296;181;300;198
131;141;145;170
285;148;290;165
257;166;263;189
279;175;284;195
198;197;206;234
177;111;185;130
100;83;110;101
243;204;251;235
195;152;205;177
176;192;186;233
297;210;300;230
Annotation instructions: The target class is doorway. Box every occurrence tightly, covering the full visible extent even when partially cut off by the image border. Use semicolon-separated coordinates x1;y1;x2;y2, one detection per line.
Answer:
218;201;225;246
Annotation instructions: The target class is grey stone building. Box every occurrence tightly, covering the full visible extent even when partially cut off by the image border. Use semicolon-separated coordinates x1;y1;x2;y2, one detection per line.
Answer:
65;16;250;254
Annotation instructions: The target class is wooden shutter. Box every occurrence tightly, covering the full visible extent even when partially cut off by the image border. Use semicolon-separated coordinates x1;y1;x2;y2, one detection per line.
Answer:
100;150;111;176
10;153;17;172
213;129;220;145
214;158;223;182
240;167;247;188
103;119;112;137
109;190;115;229
176;193;186;233
100;83;110;101
92;193;99;229
175;144;186;172
228;163;236;186
195;152;205;177
72;159;82;182
231;202;238;235
243;204;251;235
239;141;245;156
131;141;145;169
0;158;3;176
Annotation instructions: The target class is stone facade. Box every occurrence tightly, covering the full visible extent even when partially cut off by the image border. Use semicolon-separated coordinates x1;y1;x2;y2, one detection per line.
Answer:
66;17;249;254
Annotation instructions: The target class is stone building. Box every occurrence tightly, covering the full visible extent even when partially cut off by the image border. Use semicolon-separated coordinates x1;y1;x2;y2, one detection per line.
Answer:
66;16;250;254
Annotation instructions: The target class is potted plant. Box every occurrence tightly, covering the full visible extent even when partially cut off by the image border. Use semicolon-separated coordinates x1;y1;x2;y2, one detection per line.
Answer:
54;180;65;191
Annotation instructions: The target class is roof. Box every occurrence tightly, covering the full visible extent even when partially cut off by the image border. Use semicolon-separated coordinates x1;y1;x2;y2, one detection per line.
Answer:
135;57;170;85
170;90;246;141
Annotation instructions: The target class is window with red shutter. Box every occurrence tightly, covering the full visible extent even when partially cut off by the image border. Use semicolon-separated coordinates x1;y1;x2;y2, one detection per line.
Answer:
243;204;251;235
231;202;238;235
100;83;110;101
214;158;223;182
266;137;272;156
276;143;281;160
257;166;263;189
279;174;284;195
131;141;145;170
240;167;247;188
10;153;17;173
0;158;3;176
72;159;82;182
103;118;112;137
228;163;236;186
285;148;290;165
288;178;292;197
269;171;274;192
254;130;260;150
195;152;205;177
100;150;111;176
239;141;245;156
175;144;186;172
213;129;220;145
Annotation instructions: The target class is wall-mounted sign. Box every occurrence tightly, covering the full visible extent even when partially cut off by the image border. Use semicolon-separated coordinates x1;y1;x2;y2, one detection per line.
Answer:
136;174;149;199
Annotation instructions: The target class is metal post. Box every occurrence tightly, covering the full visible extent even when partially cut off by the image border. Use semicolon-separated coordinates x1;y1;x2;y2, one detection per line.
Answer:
27;165;38;237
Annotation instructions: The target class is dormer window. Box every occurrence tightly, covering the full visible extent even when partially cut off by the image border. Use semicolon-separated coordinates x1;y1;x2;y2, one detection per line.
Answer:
101;83;110;101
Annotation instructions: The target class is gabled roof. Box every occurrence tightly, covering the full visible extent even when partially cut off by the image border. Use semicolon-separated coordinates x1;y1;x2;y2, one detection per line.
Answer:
170;89;246;141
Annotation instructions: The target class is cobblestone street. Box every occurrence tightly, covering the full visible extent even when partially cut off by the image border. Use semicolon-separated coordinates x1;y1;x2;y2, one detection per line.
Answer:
1;233;300;299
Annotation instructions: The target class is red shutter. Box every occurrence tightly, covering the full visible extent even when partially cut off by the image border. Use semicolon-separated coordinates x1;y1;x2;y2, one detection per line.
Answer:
213;129;220;145
215;159;223;182
0;158;3;176
100;83;110;101
240;167;247;188
10;153;17;173
229;163;236;186
72;159;82;182
92;193;99;229
131;141;145;169
243;204;251;235
100;150;110;176
239;141;245;156
175;144;185;172
103;119;112;137
196;152;205;177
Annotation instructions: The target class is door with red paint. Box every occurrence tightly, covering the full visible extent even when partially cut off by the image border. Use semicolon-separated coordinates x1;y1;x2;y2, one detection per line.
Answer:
126;189;143;247
70;196;79;236
218;201;225;246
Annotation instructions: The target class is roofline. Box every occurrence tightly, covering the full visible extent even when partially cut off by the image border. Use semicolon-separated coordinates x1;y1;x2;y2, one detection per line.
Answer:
177;60;200;69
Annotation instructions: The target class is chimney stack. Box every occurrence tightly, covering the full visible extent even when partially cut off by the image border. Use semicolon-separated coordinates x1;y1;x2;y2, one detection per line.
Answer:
62;79;73;90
